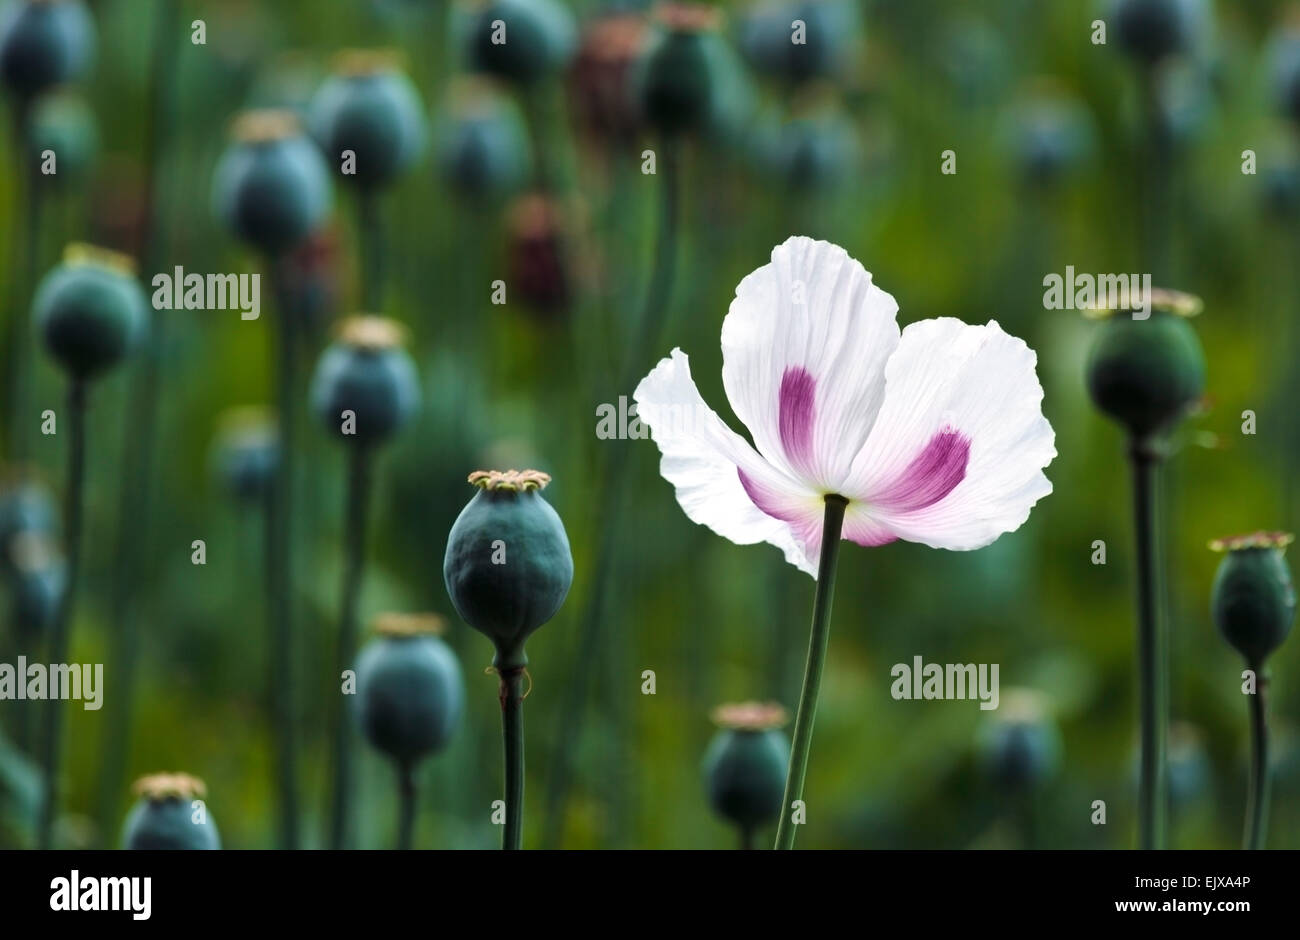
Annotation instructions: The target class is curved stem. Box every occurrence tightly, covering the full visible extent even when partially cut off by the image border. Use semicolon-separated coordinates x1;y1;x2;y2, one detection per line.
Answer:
1244;669;1270;850
501;667;526;850
328;445;372;850
774;495;847;850
1130;440;1167;850
397;763;417;850
37;380;87;849
540;135;681;848
268;265;300;849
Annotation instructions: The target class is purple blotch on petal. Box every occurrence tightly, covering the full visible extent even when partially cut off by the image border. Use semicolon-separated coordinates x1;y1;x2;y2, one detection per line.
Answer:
778;366;816;472
874;429;970;512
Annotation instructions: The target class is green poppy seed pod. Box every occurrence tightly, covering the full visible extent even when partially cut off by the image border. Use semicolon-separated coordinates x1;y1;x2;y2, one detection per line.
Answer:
1110;0;1202;66
505;194;570;317
0;0;94;101
978;690;1062;792
1167;722;1210;808
702;703;789;832
211;109;333;257
1005;85;1095;188
356;613;465;769
121;774;220;850
635;4;724;136
1210;533;1297;668
0;471;56;581
1085;291;1206;441
308;51;427;191
33;243;146;382
310;316;419;447
458;0;577;84
211;407;279;505
767;104;857;191
443;469;573;671
27;88;97;183
10;547;64;636
740;0;859;85
1270;28;1300;127
570;12;649;145
435;78;531;201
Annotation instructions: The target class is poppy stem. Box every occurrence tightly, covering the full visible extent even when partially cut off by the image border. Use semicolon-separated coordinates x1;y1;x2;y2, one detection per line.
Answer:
3;96;40;460
397;763;417;850
268;264;301;850
328;444;372;850
37;380;87;850
1130;438;1167;850
357;189;385;310
501;667;526;850
1244;669;1270;850
774;494;847;850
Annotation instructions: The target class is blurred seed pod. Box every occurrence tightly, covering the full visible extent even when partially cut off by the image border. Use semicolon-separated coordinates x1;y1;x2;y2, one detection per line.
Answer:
1166;722;1210;809
1157;60;1214;148
938;16;1010;107
1085;292;1206;441
7;533;65;638
1259;138;1300;220
210;407;280;506
443;470;573;672
0;0;94;101
309;316;420;447
1002;82;1096;188
278;224;343;335
753;89;858;191
738;0;859;86
0;469;56;583
308;50;427;190
355;613;465;769
455;0;577;84
702;703;789;833
32;243;147;382
1269;20;1300;128
634;3;730;137
434;77;532;202
1210;533;1297;668
211;109;333;257
26;87;97;184
1109;0;1210;67
568;11;649;146
977;690;1062;792
121;774;220;850
504;193;572;318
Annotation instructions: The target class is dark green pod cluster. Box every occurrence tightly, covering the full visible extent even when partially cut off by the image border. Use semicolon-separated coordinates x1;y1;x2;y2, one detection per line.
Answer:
739;0;860;86
211;109;333;257
443;469;573;671
355;613;465;769
211;407;279;505
458;0;576;84
121;774;221;850
310;316;419;447
309;50;427;191
1110;0;1203;66
978;690;1061;792
33;243;146;382
1210;533;1296;668
1085;290;1206;441
0;0;94;100
702;703;789;834
635;4;726;137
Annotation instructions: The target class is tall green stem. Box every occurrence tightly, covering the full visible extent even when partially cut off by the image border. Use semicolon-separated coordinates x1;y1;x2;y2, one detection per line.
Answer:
540;135;681;848
1130;439;1167;850
95;0;182;843
4;97;41;460
36;380;87;850
774;495;847;851
328;445;372;850
397;763;417;850
358;189;384;311
1244;668;1270;850
501;667;525;850
268;265;300;849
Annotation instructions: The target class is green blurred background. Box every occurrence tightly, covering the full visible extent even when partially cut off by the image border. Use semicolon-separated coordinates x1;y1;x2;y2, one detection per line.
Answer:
2;0;1299;849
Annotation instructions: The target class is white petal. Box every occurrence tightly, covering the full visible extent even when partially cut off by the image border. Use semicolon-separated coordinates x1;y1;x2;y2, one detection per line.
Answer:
842;318;1056;550
634;349;821;576
720;236;901;491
